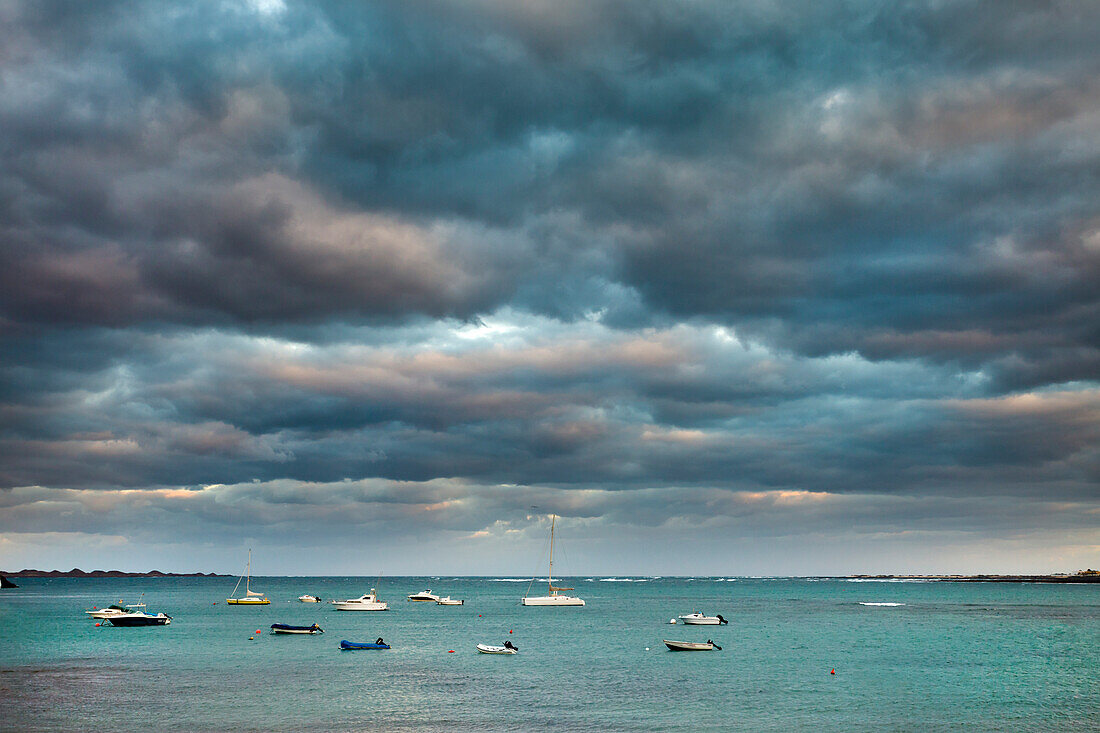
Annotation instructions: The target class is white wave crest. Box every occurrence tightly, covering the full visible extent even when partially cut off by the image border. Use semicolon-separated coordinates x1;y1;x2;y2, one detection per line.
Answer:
859;602;905;606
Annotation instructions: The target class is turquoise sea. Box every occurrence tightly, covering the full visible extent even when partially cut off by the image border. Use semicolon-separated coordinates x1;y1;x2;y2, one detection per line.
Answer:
2;576;1097;731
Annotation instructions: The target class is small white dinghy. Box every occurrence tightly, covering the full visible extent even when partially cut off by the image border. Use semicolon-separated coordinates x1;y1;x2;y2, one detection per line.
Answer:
298;595;322;603
678;612;728;625
477;641;518;654
436;596;464;605
663;639;722;651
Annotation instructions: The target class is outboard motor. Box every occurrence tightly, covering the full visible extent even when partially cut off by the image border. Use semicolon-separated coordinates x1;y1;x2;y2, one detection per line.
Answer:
503;640;518;651
716;614;728;625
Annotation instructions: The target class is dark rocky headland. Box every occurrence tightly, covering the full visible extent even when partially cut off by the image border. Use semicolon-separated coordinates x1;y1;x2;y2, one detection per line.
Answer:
1;568;229;578
849;570;1100;583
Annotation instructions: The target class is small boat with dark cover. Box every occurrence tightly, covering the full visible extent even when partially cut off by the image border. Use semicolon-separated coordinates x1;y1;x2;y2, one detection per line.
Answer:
270;623;324;635
340;638;390;650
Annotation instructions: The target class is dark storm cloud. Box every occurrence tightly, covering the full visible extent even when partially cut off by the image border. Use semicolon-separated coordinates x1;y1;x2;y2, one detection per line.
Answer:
1;1;1098;570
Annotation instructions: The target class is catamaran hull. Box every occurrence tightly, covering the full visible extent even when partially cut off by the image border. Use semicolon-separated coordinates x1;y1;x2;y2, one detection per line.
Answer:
522;595;585;606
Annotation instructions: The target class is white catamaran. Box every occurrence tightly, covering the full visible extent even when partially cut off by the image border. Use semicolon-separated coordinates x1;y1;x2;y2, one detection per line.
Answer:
522;515;585;606
226;549;269;605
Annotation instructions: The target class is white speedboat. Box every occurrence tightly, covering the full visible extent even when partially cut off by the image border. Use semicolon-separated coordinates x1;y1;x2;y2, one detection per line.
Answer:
332;589;388;611
522;515;585;607
226;549;269;605
298;595;323;603
678;612;728;625
108;612;172;627
407;590;440;602
663;639;721;651
436;596;464;605
477;641;518;654
86;602;145;619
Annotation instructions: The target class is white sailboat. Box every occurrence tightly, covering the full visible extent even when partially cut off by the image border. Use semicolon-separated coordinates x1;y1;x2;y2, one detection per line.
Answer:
522;515;585;607
226;549;269;605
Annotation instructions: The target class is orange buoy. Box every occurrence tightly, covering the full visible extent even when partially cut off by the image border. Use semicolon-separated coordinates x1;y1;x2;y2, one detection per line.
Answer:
830;669;835;675
509;629;513;634
448;650;455;653
95;623;101;627
255;629;262;634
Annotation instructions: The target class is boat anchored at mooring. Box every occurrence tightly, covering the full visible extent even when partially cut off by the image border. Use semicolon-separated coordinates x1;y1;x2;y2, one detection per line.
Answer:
270;623;324;635
522;514;585;607
477;641;518;654
332;589;388;611
226;549;269;605
677;612;728;625
663;639;722;651
108;611;172;627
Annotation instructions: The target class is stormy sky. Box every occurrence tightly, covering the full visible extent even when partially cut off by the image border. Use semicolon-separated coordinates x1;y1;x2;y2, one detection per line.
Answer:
1;0;1098;575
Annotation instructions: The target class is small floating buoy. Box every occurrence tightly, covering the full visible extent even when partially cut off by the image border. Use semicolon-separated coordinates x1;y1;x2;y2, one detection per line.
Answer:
645;647;650;651
509;629;513;634
448;650;455;653
249;636;254;640
255;629;262;634
830;668;835;675
669;618;676;624
95;623;101;627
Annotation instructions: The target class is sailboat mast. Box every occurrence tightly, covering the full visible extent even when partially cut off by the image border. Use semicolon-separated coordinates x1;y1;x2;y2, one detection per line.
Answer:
245;548;252;594
548;514;555;592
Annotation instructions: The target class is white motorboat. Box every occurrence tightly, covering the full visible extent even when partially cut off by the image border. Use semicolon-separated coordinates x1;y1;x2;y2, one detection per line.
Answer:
108;611;172;627
226;549;269;605
407;590;440;602
86;601;145;619
332;589;388;611
678;612;728;625
477;641;518;654
436;596;464;605
522;515;585;607
298;595;323;603
663;639;721;651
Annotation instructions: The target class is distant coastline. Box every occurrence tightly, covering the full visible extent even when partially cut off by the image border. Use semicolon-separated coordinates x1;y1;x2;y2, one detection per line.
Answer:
1;568;230;578
849;571;1100;583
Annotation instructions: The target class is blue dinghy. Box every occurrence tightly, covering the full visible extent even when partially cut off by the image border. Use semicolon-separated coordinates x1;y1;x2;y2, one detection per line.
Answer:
340;638;390;650
270;623;323;635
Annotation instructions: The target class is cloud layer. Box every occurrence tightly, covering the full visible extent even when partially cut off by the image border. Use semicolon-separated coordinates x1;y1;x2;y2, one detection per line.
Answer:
1;0;1098;573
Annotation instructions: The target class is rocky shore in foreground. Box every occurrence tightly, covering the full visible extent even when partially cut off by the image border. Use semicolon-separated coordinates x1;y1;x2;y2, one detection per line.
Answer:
850;572;1100;583
1;568;229;578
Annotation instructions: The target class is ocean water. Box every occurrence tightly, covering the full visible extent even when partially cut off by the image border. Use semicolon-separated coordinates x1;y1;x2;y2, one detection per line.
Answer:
1;576;1097;731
